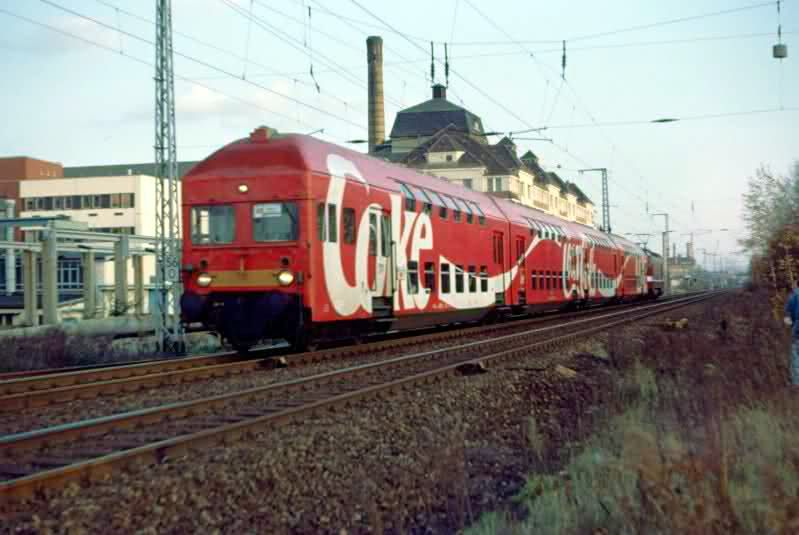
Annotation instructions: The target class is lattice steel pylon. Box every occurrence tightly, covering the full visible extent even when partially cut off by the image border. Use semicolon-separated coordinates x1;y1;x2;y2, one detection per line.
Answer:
154;0;184;354
578;167;611;234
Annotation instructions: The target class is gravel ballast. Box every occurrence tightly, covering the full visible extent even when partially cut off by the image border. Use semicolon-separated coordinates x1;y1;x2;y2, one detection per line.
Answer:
1;299;721;533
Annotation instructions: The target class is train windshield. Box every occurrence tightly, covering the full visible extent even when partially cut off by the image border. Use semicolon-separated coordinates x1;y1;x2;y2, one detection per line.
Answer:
190;205;235;244
253;202;298;242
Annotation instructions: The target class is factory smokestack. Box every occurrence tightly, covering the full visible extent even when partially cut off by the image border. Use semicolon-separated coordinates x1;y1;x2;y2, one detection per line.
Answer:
366;36;385;154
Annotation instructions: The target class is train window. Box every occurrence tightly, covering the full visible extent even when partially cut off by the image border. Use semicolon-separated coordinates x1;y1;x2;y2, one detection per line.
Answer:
411;186;433;215
327;204;338;243
253;202;298;242
400;183;416;212
439;205;448;219
381;214;391;257
545;271;551;290
441;194;459;214
343;208;356;244
559;271;564;289
531;271;537;290
456;198;473;224
407;261;419;294
468;265;477;292
441;263;451;293
453;207;461;222
424;262;436;291
317;203;325;241
368;212;377;256
455;265;464;293
190;205;235;245
480;266;488;292
471;202;486;225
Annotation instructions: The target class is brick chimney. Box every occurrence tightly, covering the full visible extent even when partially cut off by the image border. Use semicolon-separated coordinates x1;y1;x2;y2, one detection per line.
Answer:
366;36;385;154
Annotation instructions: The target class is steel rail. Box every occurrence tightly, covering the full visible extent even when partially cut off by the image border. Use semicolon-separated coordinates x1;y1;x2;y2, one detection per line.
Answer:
0;291;720;500
0;294;697;412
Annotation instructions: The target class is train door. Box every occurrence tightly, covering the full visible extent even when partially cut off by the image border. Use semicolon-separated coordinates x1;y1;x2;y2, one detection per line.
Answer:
515;235;527;305
492;231;506;305
369;207;394;317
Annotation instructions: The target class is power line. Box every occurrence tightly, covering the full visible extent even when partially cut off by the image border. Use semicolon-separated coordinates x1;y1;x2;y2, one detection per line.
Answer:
37;0;365;131
543;106;799;129
440;0;781;45
93;0;362;113
568;0;779;42
461;0;693;226
302;0;436;102
0;5;321;131
221;0;407;111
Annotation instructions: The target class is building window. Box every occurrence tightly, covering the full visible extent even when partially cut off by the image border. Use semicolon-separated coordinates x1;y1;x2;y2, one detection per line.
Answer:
463;178;473;189
446;154;453;162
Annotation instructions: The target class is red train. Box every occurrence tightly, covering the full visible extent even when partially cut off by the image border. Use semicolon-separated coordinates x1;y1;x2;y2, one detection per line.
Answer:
180;127;663;351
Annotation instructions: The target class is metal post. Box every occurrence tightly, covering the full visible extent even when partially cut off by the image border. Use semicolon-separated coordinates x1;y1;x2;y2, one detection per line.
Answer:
652;213;670;296
155;0;185;353
114;235;129;316
133;254;145;316
3;199;15;296
40;229;59;325
82;250;96;320
578;167;610;233
22;247;38;327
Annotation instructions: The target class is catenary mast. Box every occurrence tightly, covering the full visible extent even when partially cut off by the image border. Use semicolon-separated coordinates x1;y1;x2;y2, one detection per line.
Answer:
154;0;184;354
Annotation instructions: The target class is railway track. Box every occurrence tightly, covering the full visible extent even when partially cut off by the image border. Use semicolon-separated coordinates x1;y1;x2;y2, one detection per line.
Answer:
0;294;700;413
0;291;720;500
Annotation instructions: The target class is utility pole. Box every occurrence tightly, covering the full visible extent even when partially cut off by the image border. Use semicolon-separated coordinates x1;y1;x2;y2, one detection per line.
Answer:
155;0;184;354
652;213;670;295
578;167;610;233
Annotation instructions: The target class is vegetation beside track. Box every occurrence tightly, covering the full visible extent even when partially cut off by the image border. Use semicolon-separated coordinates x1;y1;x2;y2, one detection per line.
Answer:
0;329;221;374
468;288;798;534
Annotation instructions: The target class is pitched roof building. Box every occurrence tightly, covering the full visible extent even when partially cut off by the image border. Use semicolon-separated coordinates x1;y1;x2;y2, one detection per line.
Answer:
373;85;595;227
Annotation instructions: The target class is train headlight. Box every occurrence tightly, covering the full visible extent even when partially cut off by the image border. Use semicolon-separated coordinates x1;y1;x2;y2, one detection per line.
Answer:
196;272;213;287
277;270;294;286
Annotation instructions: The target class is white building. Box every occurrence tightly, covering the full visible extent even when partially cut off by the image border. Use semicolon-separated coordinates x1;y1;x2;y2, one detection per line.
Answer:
19;174;181;313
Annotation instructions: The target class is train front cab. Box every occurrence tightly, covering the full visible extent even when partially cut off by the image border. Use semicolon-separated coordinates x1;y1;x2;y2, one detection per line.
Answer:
180;138;310;351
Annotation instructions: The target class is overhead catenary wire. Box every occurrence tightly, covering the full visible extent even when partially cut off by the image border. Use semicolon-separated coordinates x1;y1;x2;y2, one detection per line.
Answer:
91;0;361;112
460;0;693;227
38;0;365;131
221;0;406;110
0;5;320;132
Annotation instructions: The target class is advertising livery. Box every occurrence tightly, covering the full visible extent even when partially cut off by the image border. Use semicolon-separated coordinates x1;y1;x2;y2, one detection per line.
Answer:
180;128;661;351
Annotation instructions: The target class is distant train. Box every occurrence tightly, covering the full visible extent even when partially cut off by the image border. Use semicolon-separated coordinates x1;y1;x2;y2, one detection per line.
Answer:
179;127;663;351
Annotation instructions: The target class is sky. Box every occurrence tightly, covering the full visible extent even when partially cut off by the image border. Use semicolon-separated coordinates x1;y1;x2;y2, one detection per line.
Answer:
1;0;797;272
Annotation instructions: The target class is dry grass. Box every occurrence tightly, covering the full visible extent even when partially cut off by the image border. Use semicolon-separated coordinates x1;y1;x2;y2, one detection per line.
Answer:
0;330;131;372
468;289;799;535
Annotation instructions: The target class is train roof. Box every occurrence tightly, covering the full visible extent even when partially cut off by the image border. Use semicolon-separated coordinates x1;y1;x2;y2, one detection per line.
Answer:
187;129;645;255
